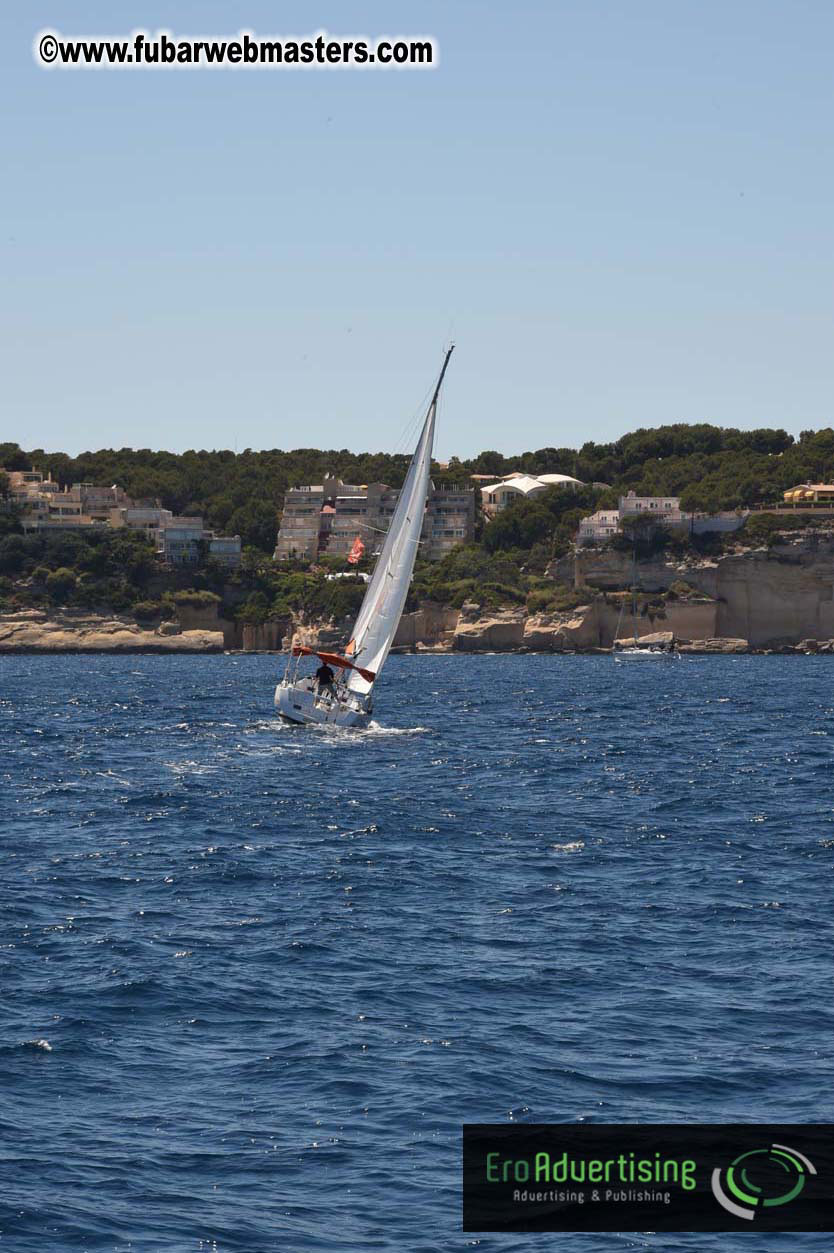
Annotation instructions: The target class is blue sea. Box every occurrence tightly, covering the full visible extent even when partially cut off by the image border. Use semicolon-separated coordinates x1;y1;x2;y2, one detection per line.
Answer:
1;653;832;1252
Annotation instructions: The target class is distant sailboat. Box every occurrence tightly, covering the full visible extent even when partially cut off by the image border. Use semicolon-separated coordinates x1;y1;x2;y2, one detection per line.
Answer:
613;542;676;660
274;346;455;727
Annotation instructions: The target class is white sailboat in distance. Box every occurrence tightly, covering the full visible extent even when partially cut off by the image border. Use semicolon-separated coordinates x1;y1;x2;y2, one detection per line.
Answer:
274;345;455;728
612;542;678;660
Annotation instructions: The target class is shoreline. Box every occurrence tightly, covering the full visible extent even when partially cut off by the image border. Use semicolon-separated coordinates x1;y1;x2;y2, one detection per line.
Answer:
2;644;830;657
2;611;832;658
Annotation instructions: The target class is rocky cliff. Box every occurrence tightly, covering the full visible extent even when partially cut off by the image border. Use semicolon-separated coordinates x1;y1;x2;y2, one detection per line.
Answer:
446;600;724;651
709;546;834;646
571;534;834;647
3;536;833;655
394;603;459;650
453;603;526;651
0;610;224;653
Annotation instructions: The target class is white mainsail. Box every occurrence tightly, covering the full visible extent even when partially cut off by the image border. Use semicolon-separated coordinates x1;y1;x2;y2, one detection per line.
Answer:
345;346;454;695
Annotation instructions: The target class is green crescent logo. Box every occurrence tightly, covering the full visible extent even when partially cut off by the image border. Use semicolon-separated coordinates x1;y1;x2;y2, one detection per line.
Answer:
711;1144;816;1220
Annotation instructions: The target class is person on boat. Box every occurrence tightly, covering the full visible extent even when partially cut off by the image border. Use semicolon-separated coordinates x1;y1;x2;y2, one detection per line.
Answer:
315;660;336;692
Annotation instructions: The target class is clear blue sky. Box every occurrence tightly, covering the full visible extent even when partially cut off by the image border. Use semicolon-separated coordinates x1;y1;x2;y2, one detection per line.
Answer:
3;1;833;459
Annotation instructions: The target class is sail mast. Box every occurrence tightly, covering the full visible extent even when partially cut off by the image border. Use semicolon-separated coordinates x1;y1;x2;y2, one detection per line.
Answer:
430;343;454;409
344;346;454;695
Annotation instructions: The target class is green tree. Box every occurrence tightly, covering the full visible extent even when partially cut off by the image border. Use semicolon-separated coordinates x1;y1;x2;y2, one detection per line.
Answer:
45;567;77;602
0;444;31;471
0;534;28;575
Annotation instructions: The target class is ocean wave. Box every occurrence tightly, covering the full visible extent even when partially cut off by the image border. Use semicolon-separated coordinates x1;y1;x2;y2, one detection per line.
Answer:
2;652;832;1252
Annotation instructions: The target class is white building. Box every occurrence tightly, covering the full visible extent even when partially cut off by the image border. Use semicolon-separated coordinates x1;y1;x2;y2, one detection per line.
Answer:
577;494;684;546
480;471;584;517
578;491;749;546
538;473;586;488
577;510;621;543
618;491;683;521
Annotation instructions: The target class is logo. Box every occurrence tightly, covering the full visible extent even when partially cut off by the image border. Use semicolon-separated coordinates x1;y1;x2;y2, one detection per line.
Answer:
711;1143;817;1221
464;1124;834;1231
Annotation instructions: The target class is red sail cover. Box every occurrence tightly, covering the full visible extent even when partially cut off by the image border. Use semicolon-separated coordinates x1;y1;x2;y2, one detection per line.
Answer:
347;535;365;565
291;646;376;684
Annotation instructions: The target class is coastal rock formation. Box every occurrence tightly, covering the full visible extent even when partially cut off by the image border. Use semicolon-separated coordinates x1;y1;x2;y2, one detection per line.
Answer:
450;601;726;652
240;620;290;651
611;628;748;654
0;610;224;653
452;604;526;651
241;602;459;655
614;630;674;649
677;637;749;654
597;598;719;646
709;543;834;646
795;638;834;653
394;603;459;651
571;535;834;648
522;608;598;651
566;549;694;593
5;536;834;656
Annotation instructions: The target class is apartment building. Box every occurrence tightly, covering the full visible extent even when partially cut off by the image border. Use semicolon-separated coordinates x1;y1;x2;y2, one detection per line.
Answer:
6;470;60;498
274;477;475;563
207;534;243;568
72;482;131;520
273;479;339;562
4;469;241;568
157;517;205;565
8;472;133;533
424;486;476;560
109;506;175;539
146;516;240;568
6;470;55;526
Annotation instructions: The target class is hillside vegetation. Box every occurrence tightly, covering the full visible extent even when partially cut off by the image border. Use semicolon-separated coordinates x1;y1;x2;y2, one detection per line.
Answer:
2;425;834;624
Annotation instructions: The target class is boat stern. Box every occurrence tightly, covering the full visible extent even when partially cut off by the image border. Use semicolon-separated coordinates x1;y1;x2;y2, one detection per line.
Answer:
275;679;370;728
275;679;315;723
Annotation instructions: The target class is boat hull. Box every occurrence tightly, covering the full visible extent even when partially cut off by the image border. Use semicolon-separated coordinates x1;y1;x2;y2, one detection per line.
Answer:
274;680;371;728
613;648;677;660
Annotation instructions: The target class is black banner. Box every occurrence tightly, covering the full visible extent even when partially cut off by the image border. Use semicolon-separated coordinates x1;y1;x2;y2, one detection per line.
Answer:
463;1124;834;1231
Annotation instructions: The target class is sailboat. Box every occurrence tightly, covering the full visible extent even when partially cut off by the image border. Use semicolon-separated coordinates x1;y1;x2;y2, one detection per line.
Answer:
274;346;454;727
612;543;676;660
